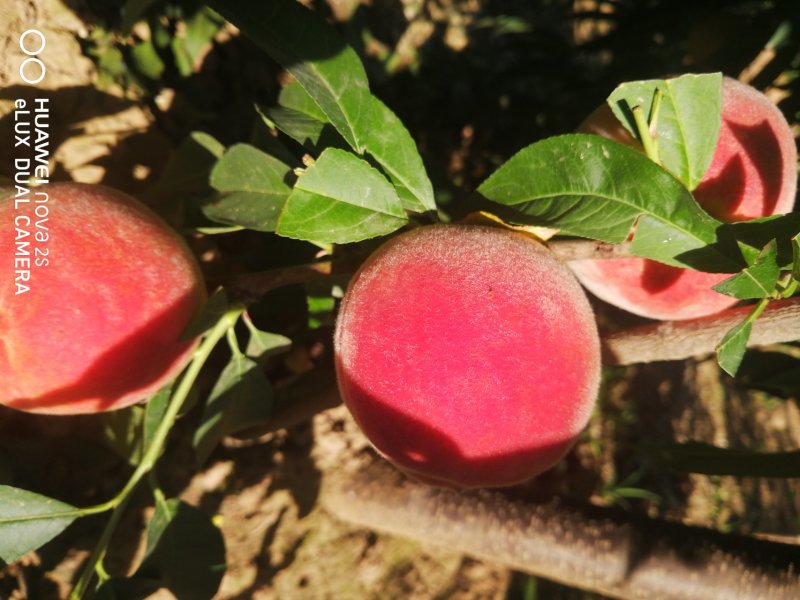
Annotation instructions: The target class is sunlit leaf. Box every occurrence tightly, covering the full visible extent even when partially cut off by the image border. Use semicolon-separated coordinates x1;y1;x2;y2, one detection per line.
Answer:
277;148;407;243
478;134;737;271
608;73;722;190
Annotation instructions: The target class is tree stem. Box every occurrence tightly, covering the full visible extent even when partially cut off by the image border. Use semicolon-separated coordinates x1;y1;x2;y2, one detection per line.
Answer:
68;306;243;599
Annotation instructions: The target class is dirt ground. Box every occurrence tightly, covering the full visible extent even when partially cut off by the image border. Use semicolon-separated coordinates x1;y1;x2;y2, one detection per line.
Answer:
1;1;799;598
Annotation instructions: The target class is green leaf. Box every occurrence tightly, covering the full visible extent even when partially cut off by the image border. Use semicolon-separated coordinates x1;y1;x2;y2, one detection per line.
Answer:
308;295;336;329
100;387;173;467
242;314;292;360
277;148;407;243
722;213;800;268
608;73;722;190
193;354;274;465
143;385;172;455
251;107;301;167
713;241;780;299
268;107;332;151
0;486;79;563
202;192;286;232
211;144;293;194
129;40;165;81
136;499;225;600
278;80;329;122
661;442;800;477
478;134;736;271
208;0;369;151
357;95;436;213
209;0;435;214
203;144;293;231
716;319;753;377
272;90;435;212
265;81;346;152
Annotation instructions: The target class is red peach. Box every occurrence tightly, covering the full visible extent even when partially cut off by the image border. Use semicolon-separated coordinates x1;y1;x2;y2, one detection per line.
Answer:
334;224;601;488
570;77;797;321
0;183;206;415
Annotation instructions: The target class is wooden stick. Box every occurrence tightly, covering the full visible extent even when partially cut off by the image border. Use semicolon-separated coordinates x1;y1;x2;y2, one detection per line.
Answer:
324;460;800;600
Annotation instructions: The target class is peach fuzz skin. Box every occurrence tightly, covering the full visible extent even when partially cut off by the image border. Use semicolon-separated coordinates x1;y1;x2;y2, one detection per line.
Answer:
0;183;206;415
571;77;797;321
334;224;601;489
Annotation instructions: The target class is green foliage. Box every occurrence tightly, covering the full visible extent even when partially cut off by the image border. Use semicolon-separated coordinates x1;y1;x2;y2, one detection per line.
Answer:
102;405;146;466
243;313;292;361
607;73;722;190
134;498;226;599
121;0;162;33
203;144;294;231
193;317;289;465
0;486;80;563
713;242;781;300
277;148;408;243
209;0;435;226
181;288;230;340
716;316;757;377
477;134;737;271
145;132;225;212
208;0;369;150
83;2;224;95
266;81;344;153
193;352;274;465
792;233;800;282
171;7;225;76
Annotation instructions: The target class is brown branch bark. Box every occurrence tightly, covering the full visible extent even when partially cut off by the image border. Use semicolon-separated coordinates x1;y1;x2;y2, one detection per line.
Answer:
549;238;633;260
602;297;800;365
220;240;800;367
323;459;800;600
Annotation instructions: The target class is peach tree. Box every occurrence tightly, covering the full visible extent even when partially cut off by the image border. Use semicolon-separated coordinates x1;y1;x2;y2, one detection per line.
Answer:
1;0;800;598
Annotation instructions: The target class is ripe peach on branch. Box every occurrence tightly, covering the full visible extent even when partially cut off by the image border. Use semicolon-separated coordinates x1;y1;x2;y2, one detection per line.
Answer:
570;77;797;321
0;183;207;415
334;224;601;489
